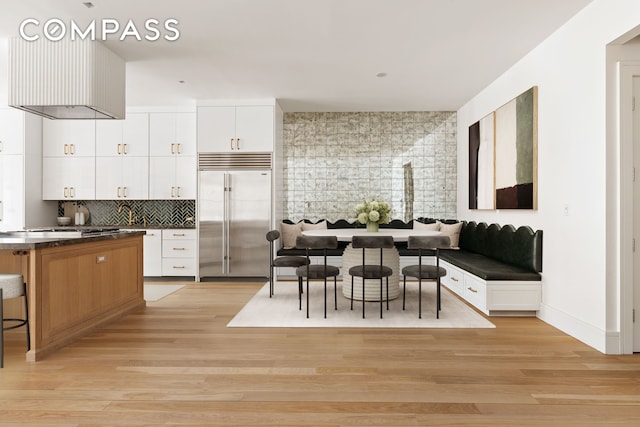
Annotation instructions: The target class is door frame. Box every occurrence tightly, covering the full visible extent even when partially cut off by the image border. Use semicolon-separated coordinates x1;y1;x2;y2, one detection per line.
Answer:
619;62;640;354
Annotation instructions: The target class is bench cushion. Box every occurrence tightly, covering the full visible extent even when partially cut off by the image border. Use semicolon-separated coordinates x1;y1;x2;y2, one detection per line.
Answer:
440;250;541;281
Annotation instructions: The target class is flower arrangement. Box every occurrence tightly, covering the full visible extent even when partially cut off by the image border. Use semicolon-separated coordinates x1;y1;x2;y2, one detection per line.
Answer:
355;198;391;231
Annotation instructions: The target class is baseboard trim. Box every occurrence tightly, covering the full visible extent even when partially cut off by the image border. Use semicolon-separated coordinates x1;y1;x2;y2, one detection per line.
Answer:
537;303;607;353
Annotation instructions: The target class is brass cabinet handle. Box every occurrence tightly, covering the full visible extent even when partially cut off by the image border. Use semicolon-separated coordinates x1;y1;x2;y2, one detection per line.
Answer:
173;265;186;269
451;277;459;282
236;138;240;150
70;187;75;198
176;186;181;198
123;186;128;198
64;187;69;198
170;143;175;154
123;144;128;155
173;233;185;237
173;247;186;251
467;287;478;293
70;144;75;155
230;138;234;150
177;143;181;154
64;144;69;155
117;144;122;155
117;187;122;198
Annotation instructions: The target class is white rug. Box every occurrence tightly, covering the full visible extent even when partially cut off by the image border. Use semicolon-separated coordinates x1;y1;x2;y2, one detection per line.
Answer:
144;284;186;302
228;281;495;328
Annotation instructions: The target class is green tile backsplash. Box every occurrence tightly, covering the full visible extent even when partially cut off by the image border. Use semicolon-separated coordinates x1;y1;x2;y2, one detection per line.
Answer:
58;200;196;227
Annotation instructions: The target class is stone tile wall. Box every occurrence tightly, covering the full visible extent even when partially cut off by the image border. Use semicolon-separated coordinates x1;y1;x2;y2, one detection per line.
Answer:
283;111;457;222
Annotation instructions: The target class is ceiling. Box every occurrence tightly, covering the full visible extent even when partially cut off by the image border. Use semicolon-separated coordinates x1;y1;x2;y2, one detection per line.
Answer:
0;0;594;112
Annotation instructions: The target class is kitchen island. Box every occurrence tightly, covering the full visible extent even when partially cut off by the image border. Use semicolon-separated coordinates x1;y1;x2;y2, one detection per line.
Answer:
0;230;145;361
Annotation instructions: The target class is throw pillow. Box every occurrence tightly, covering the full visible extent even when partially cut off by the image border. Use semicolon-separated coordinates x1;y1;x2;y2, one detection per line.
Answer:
302;220;327;230
438;221;463;249
281;221;303;249
413;221;440;231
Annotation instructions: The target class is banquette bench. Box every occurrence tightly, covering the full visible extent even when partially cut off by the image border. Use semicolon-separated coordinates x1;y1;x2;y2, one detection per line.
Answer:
275;219;543;316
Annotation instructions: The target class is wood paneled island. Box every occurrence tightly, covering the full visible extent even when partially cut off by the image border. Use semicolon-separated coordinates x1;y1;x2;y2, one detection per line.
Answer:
0;230;145;361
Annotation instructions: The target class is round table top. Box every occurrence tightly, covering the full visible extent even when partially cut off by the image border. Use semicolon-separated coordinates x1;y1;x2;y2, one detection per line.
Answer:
301;227;441;242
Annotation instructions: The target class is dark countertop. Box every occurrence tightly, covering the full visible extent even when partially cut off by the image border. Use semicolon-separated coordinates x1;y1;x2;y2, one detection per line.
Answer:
0;230;146;250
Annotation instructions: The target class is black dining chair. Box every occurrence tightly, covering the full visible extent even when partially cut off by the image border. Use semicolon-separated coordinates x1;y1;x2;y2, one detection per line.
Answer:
402;235;451;319
349;235;395;319
295;235;340;318
266;230;309;298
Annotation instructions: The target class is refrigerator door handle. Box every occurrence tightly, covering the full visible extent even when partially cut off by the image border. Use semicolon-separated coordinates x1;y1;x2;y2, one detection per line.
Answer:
225;173;231;275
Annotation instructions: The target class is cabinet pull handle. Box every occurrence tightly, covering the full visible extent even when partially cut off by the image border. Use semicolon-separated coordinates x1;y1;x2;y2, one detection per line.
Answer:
236;138;240;150
123;186;127;198
230;138;234;150
173;233;185;237
176;186;181;197
177;143;181;154
70;144;75;155
173;266;186;269
467;287;478;293
171;143;175;154
451;277;459;282
64;187;68;198
70;187;75;198
64;144;69;155
117;144;122;155
170;186;175;197
173;247;186;251
117;187;122;198
123;144;128;155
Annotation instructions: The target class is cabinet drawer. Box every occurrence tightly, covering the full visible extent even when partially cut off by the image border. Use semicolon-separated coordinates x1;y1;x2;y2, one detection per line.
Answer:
162;257;197;276
463;274;487;311
441;261;464;295
162;239;196;258
162;229;197;240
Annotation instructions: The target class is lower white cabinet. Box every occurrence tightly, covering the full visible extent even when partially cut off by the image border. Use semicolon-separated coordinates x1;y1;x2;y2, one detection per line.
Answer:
42;157;95;200
149;156;196;199
162;229;197;276
95;156;149;200
440;259;541;316
142;230;162;276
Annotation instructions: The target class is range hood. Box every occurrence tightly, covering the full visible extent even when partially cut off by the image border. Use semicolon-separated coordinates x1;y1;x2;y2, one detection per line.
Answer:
8;38;125;120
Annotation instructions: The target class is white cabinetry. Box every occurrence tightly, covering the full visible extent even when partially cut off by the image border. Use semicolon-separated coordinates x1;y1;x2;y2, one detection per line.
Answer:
149;112;196;199
149;113;196;156
197;105;274;152
162;229;197;276
0;109;54;230
95;113;149;200
142;229;162;276
43;120;95;157
440;260;541;316
42;119;96;200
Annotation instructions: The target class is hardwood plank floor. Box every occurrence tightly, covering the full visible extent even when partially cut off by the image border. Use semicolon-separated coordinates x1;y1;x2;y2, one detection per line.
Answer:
1;281;639;426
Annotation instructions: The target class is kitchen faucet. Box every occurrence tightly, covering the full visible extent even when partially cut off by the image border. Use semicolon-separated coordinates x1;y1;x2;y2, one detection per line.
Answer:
118;204;134;225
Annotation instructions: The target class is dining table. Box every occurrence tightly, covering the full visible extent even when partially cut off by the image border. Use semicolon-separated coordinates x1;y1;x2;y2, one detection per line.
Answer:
300;228;442;301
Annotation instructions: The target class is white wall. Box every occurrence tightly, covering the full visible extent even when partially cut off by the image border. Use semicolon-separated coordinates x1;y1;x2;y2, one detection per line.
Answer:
456;0;640;353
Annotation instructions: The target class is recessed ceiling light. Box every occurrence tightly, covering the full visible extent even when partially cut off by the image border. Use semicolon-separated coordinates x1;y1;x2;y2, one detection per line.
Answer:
376;72;387;78
83;2;94;8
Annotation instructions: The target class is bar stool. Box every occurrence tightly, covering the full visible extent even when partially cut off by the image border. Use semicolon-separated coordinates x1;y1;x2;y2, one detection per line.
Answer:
1;274;30;368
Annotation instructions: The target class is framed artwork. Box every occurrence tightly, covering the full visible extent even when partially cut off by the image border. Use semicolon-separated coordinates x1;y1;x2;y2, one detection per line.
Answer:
469;86;538;210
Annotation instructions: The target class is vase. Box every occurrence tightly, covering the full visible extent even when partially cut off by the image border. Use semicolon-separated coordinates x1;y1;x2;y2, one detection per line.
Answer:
366;221;379;232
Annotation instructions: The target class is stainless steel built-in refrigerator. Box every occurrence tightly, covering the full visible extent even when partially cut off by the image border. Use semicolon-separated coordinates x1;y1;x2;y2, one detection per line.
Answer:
198;167;271;278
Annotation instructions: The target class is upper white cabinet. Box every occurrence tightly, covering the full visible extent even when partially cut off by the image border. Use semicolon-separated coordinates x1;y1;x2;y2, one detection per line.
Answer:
149;112;196;156
197;105;274;152
42;157;95;200
95;113;149;157
149;156;196;199
95;156;149;200
43;120;95;157
0;108;26;155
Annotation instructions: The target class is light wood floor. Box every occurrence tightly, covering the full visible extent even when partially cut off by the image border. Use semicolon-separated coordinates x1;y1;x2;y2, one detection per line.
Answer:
1;281;639;426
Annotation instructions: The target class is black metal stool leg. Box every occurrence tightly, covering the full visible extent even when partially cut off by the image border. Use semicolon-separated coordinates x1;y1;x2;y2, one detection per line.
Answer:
334;277;338;310
379;278;383;319
402;276;406;310
350;276;354;310
386;277;389;310
418;278;422;319
362;279;366;319
23;283;30;351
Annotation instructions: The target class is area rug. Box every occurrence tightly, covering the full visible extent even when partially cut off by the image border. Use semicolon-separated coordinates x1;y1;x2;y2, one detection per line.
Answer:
144;284;186;302
228;282;495;328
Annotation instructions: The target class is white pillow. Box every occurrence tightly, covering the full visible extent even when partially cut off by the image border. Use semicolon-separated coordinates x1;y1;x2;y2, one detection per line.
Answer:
302;220;327;231
413;221;440;231
437;221;463;249
281;222;303;249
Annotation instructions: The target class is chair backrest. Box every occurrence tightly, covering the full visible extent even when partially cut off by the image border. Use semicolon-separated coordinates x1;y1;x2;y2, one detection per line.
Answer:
266;230;280;242
407;235;451;250
295;235;338;250
351;235;394;249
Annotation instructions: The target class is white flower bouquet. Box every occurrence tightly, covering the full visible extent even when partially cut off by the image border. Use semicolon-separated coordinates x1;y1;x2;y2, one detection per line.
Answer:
354;198;391;227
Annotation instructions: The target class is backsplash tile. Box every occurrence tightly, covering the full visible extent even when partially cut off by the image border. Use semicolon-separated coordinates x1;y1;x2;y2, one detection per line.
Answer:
58;200;196;227
283;111;457;222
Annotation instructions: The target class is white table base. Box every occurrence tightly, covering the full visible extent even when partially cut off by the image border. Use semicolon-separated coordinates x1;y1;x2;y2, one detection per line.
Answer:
341;244;401;301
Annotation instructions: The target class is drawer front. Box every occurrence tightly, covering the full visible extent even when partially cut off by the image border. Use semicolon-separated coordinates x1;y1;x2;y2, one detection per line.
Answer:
441;261;464;296
463;274;487;311
162;239;196;258
162;257;197;276
162;229;197;240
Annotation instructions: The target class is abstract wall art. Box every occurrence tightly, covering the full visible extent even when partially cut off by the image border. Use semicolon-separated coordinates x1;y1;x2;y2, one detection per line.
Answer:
469;86;538;210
